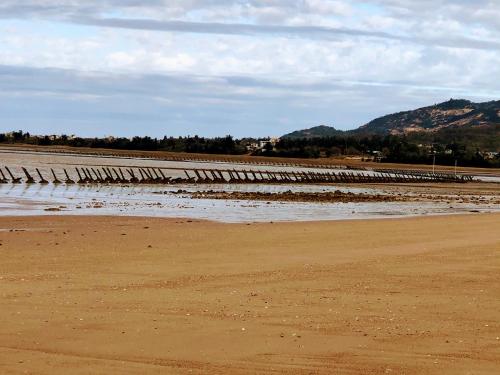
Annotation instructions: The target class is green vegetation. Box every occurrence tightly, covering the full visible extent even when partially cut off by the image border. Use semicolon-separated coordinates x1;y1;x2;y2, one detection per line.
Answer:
254;135;500;168
282;125;342;139
1;130;498;168
0;131;248;155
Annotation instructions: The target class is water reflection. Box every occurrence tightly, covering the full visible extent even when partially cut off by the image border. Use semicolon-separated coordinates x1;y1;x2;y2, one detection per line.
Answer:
0;182;498;223
1;148;499;221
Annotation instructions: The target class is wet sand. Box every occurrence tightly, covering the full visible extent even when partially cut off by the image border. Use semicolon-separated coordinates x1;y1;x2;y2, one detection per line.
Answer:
1;214;500;374
178;185;500;205
173;189;404;203
2;180;499;222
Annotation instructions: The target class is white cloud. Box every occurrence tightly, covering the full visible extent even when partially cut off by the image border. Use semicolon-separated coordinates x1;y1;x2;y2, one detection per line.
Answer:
0;1;499;136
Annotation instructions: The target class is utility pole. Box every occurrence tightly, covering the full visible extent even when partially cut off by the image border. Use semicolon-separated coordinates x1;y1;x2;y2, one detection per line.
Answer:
432;152;436;174
454;159;457;177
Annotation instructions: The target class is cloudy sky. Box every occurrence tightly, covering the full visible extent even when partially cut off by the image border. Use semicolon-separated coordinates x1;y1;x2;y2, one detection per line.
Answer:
1;1;500;137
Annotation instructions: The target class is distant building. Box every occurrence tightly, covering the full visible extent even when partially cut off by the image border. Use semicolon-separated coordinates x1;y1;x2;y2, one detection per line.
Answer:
484;151;499;160
259;140;271;149
256;137;280;152
371;150;383;162
245;142;259;152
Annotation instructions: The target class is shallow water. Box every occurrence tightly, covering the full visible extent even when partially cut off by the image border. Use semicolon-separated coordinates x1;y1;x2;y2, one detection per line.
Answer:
1;149;499;222
1;183;498;223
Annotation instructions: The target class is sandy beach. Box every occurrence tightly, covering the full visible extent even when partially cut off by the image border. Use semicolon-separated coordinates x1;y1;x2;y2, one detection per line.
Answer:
1;214;499;374
3;3;500;373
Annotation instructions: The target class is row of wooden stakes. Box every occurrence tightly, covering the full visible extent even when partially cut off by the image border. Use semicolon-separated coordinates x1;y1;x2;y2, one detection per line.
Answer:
34;149;362;170
186;169;472;183
373;168;475;182
0;166;472;184
0;166;182;184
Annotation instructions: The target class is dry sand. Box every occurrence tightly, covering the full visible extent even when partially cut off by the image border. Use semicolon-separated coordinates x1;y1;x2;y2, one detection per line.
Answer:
0;214;499;374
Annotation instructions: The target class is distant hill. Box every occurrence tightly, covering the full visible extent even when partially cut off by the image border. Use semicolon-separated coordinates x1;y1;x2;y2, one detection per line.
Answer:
282;125;343;139
283;99;500;150
354;99;500;136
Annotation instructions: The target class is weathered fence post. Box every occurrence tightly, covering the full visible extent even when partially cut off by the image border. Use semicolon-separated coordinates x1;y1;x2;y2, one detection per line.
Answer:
36;168;48;184
22;168;35;183
5;167;21;183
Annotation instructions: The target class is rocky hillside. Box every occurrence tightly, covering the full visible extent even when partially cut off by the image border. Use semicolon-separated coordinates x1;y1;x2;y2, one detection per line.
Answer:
283;99;500;150
355;99;500;135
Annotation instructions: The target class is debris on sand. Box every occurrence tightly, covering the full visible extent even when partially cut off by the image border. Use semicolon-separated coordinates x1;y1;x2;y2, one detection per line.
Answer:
183;190;404;203
161;188;500;205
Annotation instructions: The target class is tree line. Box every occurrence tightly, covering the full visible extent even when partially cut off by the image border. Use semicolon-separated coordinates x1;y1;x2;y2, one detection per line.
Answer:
0;131;248;155
256;135;500;168
1;130;499;168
